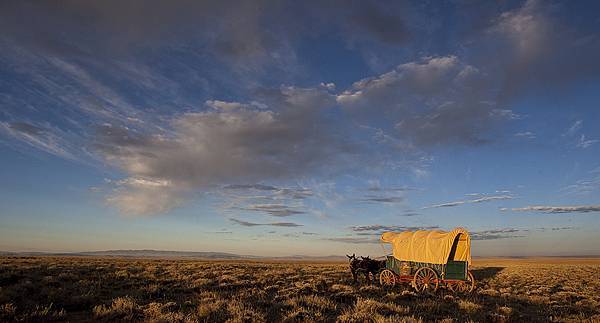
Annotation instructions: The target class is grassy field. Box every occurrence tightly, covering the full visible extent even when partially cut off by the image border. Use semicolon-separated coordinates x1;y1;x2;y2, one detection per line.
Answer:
0;257;599;322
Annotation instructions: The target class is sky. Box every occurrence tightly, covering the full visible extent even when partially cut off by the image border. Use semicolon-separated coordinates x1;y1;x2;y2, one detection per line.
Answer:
1;0;600;257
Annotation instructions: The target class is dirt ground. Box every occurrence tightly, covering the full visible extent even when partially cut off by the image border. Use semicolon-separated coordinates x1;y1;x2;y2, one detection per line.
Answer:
1;256;599;322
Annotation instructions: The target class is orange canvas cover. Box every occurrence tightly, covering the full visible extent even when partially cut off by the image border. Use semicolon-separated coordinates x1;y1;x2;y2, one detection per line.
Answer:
380;227;471;265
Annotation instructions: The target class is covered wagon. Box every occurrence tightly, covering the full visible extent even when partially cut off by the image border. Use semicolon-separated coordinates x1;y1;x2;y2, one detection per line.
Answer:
379;227;475;293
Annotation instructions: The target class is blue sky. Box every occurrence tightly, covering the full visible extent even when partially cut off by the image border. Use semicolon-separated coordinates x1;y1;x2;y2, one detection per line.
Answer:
1;0;600;256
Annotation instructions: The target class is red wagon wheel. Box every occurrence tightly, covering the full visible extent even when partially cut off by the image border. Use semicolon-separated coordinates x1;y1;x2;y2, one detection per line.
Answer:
413;267;438;293
379;269;396;288
447;271;475;293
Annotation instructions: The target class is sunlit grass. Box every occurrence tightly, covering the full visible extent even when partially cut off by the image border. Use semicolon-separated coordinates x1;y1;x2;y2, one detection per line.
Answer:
0;257;599;321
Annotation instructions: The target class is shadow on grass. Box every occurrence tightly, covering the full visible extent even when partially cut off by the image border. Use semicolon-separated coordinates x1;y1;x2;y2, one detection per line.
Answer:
471;266;504;281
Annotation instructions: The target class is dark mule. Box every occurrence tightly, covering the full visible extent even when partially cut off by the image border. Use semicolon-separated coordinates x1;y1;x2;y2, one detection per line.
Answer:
347;254;369;284
347;254;386;284
359;256;386;284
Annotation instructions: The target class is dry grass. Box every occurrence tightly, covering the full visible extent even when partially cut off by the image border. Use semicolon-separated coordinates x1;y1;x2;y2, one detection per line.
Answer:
0;256;599;322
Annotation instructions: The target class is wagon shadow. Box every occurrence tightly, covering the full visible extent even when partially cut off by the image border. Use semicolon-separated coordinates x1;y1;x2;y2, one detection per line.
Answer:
471;266;504;281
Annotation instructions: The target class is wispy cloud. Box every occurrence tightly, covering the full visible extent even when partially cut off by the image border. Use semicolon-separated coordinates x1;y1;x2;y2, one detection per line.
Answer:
362;196;404;203
238;204;305;217
0;121;79;161
224;184;279;191
282;232;318;238
398;211;419;217
220;184;314;217
561;173;600;196
563;120;583;137
322;237;379;244
350;225;439;233
205;231;233;234
537;226;576;232
422;194;514;209
514;131;536;139
471;228;527;240
366;182;416;192
229;218;303;227
576;134;599;149
501;205;600;214
561;121;598;149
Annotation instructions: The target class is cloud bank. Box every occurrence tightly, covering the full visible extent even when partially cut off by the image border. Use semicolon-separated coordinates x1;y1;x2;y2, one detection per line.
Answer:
1;0;599;216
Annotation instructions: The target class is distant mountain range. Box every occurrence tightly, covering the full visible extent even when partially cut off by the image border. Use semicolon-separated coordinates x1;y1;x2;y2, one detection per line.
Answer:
0;249;347;260
2;250;599;260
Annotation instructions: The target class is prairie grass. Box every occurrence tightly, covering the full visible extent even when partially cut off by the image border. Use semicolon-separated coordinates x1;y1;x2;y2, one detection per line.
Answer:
0;256;599;321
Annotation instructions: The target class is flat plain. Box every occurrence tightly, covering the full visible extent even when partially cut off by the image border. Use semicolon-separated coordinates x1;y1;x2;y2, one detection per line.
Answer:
1;256;599;322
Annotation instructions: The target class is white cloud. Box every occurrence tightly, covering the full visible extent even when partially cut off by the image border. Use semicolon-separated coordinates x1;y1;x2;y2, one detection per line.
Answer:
97;87;349;215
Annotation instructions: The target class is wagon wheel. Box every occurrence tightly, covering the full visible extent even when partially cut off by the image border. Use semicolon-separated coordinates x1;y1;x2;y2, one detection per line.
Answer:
413;267;438;293
448;271;475;293
379;269;396;288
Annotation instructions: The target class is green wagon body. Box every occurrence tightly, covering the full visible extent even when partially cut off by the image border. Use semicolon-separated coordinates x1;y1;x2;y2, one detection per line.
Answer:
385;256;468;280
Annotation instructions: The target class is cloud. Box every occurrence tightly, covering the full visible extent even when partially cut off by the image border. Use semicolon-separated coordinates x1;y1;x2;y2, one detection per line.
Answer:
470;228;527;240
239;204;305;217
514;131;536;139
219;184;315;217
8;122;45;136
106;182;185;216
366;181;416;192
576;134;599;149
423;201;466;209
337;56;509;146
0;121;78;160
3;0;599;219
398;212;419;217
561;173;600;196
471;195;514;203
350;225;439;233
348;2;408;45
537;227;575;232
229;218;303;227
563;120;583;137
322;237;379;244
282;231;318;238
486;0;600;99
559;121;597;149
362;196;404;203
422;194;513;209
502;205;600;214
367;187;415;192
96;87;351;215
223;184;313;200
224;184;279;191
0;1;293;71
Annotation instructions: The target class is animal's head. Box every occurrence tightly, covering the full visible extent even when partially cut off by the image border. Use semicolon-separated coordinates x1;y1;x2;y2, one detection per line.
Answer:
346;253;356;262
360;256;371;261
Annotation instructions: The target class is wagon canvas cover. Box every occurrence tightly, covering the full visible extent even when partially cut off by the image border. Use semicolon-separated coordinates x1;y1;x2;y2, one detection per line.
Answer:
380;228;471;265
